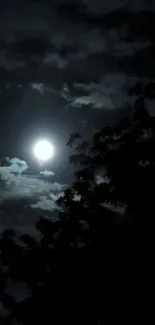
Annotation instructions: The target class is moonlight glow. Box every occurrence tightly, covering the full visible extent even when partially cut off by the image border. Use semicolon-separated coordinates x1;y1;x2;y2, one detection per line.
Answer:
34;140;54;161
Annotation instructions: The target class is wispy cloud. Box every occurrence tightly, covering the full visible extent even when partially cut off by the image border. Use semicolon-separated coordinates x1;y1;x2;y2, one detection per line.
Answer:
40;170;55;177
0;172;65;200
70;74;140;109
31;195;62;213
0;158;66;235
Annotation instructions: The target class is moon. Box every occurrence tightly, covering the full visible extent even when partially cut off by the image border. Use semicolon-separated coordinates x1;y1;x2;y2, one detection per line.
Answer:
34;140;54;161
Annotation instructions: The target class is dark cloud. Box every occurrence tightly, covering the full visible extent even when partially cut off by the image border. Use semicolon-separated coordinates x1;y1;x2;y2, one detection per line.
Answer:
82;0;155;15
0;0;154;90
10;37;49;59
82;0;129;15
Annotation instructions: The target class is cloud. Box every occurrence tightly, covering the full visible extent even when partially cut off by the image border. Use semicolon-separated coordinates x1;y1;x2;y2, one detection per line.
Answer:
31;82;45;95
0;158;28;174
40;170;55;177
0;52;26;71
127;0;155;12
83;0;129;15
0;0;153;114
0;1;151;78
0;172;65;199
41;26;150;70
43;52;67;68
95;175;110;185
4;279;31;303
70;73;140;109
31;195;62;213
83;0;155;15
101;201;128;224
0;162;66;235
145;98;155;117
112;40;150;58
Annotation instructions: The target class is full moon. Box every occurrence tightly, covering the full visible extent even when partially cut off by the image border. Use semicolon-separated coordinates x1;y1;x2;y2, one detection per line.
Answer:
34;140;54;161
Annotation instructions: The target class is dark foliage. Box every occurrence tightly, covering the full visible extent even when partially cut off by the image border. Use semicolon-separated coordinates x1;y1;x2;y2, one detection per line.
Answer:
0;83;152;324
66;132;81;148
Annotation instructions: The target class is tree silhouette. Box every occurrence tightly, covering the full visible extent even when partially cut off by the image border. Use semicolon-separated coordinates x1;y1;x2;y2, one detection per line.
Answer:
66;132;81;148
0;82;150;324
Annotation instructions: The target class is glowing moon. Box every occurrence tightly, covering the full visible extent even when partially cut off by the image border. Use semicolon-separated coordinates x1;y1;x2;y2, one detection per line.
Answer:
34;140;54;161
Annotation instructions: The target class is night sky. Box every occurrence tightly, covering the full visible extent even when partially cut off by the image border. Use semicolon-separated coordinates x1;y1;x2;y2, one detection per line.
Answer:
0;0;154;234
